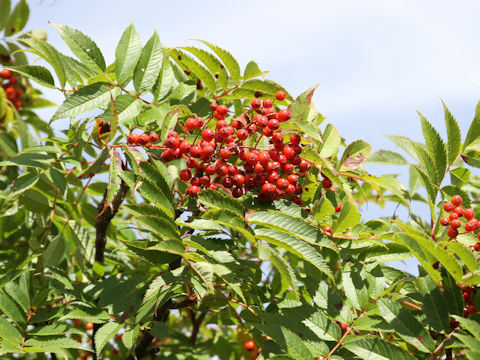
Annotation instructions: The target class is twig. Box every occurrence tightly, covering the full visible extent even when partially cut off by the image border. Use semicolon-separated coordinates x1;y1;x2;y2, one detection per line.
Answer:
327;309;367;359
433;327;457;356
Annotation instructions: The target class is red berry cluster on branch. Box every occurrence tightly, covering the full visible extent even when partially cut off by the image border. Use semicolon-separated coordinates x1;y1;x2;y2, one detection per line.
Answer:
126;131;159;146
440;195;480;250
1;69;22;111
159;90;312;204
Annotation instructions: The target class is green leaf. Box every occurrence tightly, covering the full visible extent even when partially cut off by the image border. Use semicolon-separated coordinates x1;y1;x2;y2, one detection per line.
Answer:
181;46;228;89
122;325;140;350
248;211;336;251
195;40;241;82
441;267;464;317
464;100;480;150
342;264;368;311
332;201;361;234
52;23;106;74
255;228;332;279
367;150;408;165
24;336;90;352
4;65;55;89
417;270;450;333
0;0;11;31
452;316;480;340
28;324;71;336
340;140;371;170
319;123;341;158
377;298;434;352
133;31;164;93
170;49;216;93
0;316;22;349
60;307;110;323
288;85;323;141
103;94;143;127
198;189;244;217
100;148;122;216
418;111;447;183
0;292;26;329
115;23;142;86
51;82;121;121
344;336;415;360
191;262;214;291
243;60;263;80
153;48;175;102
160;108;179;142
94;322;122;357
260;244;299;298
6;172;38;200
442;101;462;165
4;0;28;36
454;334;480;354
444;241;477;273
240;79;288;98
43;235;66;268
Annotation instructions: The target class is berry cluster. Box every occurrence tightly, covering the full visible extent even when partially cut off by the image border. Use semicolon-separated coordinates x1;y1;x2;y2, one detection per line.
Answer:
126;130;159;146
158;90;312;204
1;69;23;111
440;195;480;250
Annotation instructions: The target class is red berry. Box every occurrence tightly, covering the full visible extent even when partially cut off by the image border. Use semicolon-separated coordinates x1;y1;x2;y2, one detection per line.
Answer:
447;227;458;238
255;115;268;128
267;119;280;130
233;174;245;187
222;176;234;188
15;88;23;98
263;99;274;109
186;158;198;168
287;174;298;184
179;141;191;154
127;133;139;144
202;129;214;141
187;185;201;197
315;357;327;360
340;322;348;331
220;148;231;159
244;340;256;351
262;183;275;196
440;217;449;226
275;90;286;101
210;102;218;111
277;109;291;122
168;131;178;138
180;169;192;182
217;105;229;116
277;178;289;191
247;153;259;165
165;137;180;149
322;178;333;189
272;133;284;144
474;242;480;251
190;146;202;158
449;212;459;221
465;221;476;232
161;149;175;162
299;160;311;172
251;98;262;110
8;76;17;85
231;119;242;129
195;116;205;128
283;146;295;159
0;69;12;79
237;129;249;140
267;171;280;184
286;184;296;195
282;163;294;173
85;322;94;330
138;133;150;145
205;164;217;175
254;163;264;173
290;133;301;145
472;218;480;230
443;202;455;212
292;196;303;206
232;187;243;198
453;207;464;217
149;132;159;143
185;117;198;130
335;203;343;213
450;219;461;228
214;111;225;120
451;195;463;206
464;208;475;220
323;226;332;235
216;164;228;177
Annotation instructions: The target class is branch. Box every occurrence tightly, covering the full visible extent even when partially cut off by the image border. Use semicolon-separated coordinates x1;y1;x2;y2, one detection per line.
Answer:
92;180;129;360
94;181;129;263
189;310;207;345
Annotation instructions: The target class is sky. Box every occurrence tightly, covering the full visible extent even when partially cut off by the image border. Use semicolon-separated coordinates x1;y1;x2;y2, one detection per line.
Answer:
20;0;480;273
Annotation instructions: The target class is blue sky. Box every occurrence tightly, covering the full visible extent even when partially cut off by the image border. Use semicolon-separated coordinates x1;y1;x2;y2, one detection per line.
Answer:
22;0;480;273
